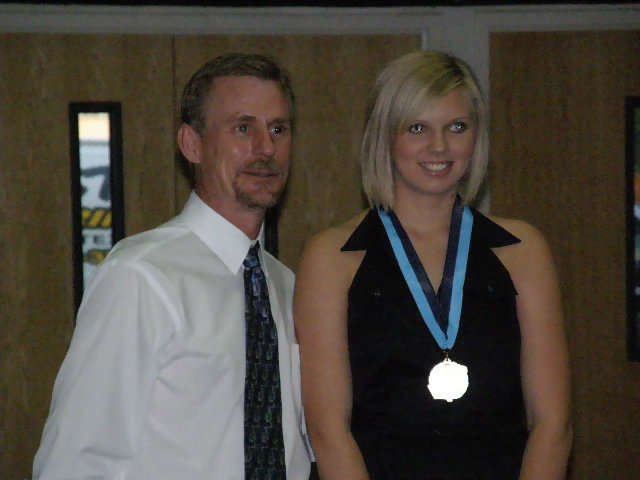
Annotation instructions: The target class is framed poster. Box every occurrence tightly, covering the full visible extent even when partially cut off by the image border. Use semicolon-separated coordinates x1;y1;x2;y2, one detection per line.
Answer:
69;102;124;313
625;96;640;361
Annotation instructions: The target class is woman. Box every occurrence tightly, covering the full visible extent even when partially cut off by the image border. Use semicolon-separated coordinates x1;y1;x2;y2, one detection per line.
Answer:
294;51;572;479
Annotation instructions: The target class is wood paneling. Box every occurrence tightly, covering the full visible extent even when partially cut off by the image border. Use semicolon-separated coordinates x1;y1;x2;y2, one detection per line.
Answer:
173;35;420;269
490;30;640;479
1;33;418;478
0;33;175;479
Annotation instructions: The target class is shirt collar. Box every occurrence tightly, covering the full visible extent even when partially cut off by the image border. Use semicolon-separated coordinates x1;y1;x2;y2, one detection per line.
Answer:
177;191;265;274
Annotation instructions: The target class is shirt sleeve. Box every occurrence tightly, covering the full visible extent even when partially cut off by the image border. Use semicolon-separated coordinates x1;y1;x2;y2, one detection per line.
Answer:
33;260;176;480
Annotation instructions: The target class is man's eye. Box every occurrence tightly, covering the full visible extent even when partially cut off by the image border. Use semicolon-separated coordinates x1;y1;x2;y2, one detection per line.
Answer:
271;124;288;135
450;121;468;133
236;124;249;133
408;123;424;134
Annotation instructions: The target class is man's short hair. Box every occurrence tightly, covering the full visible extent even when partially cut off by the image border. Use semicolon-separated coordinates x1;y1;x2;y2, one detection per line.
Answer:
180;53;296;136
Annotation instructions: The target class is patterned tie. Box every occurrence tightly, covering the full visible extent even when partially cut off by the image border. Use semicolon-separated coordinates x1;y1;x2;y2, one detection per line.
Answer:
243;243;286;480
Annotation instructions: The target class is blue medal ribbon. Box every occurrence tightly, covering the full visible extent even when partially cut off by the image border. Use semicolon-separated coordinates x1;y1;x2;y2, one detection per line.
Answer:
377;199;473;351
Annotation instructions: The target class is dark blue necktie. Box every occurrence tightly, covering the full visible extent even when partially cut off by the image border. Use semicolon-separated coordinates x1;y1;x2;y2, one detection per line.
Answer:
243;243;286;480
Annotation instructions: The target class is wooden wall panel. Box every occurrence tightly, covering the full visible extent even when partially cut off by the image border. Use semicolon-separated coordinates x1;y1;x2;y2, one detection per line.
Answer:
1;33;418;478
490;31;640;479
173;35;420;269
0;33;174;479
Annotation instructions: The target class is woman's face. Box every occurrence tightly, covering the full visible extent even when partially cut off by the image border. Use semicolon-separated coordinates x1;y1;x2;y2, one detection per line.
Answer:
392;88;476;202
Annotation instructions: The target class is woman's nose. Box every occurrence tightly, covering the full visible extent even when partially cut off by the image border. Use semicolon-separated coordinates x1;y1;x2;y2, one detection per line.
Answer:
428;131;447;153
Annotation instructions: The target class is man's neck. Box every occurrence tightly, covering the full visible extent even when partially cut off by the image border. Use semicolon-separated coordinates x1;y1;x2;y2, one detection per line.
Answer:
194;189;264;240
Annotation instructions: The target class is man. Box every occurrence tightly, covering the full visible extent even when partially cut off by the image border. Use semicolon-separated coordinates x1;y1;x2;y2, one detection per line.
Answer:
34;53;312;480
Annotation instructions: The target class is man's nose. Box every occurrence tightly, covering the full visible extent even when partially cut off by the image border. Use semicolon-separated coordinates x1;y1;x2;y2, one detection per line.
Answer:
253;127;276;156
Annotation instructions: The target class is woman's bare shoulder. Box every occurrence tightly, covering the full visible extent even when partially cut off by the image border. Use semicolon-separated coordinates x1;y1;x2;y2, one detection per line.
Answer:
487;214;548;249
302;210;369;258
296;211;369;293
486;214;556;282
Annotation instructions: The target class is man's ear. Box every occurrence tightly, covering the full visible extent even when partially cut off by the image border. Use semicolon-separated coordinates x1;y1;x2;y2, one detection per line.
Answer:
177;124;202;165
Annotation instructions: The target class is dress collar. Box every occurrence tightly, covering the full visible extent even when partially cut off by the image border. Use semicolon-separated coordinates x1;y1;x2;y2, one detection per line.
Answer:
176;191;265;274
341;206;520;252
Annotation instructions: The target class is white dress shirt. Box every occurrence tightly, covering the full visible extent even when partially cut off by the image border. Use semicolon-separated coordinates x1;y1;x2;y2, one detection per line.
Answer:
33;192;312;480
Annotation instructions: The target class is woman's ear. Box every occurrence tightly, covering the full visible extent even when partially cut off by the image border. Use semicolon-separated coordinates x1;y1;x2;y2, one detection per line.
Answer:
177;124;202;165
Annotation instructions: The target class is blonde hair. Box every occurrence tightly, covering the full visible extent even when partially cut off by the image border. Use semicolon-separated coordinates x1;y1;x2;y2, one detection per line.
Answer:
360;50;488;209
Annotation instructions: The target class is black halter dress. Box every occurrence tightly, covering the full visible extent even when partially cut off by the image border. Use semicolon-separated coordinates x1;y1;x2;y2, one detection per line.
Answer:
341;208;528;480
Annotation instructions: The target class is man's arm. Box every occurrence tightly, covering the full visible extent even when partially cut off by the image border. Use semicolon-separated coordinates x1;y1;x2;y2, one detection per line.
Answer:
33;262;175;480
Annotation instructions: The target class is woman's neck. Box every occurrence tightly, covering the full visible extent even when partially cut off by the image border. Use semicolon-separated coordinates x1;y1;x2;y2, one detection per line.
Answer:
391;191;458;235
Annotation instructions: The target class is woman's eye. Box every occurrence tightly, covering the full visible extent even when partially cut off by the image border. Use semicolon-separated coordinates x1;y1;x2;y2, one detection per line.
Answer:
408;123;425;134
236;123;249;134
450;121;468;133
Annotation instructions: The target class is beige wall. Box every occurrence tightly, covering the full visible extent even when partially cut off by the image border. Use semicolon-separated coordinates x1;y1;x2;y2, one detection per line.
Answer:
0;34;176;480
0;33;418;479
3;27;640;480
490;30;640;480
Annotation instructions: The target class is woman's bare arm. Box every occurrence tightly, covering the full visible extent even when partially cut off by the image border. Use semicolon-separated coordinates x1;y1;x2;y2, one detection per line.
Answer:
496;219;573;480
293;224;370;480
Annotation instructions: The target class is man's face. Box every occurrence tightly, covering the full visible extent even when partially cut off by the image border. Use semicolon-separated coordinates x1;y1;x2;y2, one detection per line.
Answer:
189;75;292;215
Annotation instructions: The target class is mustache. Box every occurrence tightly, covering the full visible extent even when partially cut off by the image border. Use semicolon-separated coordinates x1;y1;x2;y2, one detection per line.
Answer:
245;158;284;175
